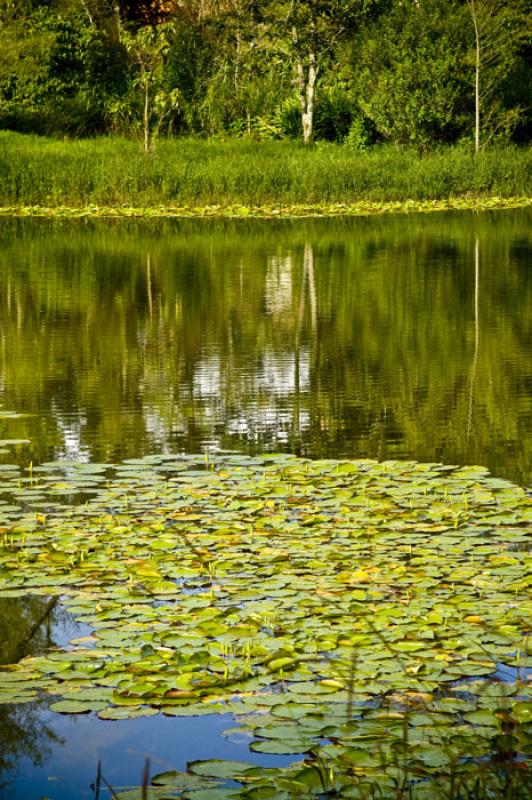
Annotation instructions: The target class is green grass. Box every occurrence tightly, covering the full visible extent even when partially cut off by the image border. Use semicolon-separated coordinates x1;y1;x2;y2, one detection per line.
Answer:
0;132;530;209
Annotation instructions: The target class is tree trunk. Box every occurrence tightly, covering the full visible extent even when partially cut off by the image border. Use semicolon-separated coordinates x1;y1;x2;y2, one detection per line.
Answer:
474;19;480;152
113;2;123;41
468;1;481;152
293;27;318;145
79;0;95;28
296;55;318;144
144;74;150;153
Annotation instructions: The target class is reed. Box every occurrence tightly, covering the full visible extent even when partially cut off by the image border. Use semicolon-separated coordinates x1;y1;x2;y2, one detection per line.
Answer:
0;132;530;208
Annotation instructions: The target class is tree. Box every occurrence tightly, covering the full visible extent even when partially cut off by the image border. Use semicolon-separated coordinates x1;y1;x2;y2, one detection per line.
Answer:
195;1;273;135
350;0;468;148
162;1;292;138
466;0;531;151
0;1;129;135
266;0;373;144
0;3;56;118
122;23;179;150
75;0;177;29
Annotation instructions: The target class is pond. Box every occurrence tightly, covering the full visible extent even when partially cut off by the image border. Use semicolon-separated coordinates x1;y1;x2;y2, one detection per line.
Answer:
1;210;531;484
0;210;530;799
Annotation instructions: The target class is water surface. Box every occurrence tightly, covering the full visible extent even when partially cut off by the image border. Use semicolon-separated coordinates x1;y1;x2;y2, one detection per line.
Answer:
0;209;530;796
0;211;530;484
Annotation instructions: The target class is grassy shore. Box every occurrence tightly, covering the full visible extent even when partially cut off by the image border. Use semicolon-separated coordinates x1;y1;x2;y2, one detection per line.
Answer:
0;132;530;211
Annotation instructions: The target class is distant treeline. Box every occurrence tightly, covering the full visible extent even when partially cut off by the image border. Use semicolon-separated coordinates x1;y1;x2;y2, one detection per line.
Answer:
0;1;530;150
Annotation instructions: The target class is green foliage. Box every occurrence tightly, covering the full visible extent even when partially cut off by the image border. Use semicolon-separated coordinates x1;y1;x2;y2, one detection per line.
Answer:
269;0;372;60
0;0;528;144
119;23;179;148
0;452;530;798
351;0;469;147
0;5;128;135
344;114;372;149
194;7;291;137
163;18;214;134
0;8;56;111
0;133;530;207
313;85;354;142
465;0;532;147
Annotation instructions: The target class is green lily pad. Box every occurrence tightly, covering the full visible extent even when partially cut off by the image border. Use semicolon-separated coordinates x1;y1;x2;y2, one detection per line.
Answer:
97;706;159;720
0;451;529;798
188;761;254;780
512;702;532;724
49;699;108;714
250;739;312;755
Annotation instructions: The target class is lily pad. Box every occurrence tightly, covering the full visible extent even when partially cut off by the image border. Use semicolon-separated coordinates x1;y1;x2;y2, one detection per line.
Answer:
0;452;529;798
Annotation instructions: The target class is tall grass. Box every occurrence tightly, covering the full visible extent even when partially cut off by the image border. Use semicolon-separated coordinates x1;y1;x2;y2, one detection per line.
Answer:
0;132;530;207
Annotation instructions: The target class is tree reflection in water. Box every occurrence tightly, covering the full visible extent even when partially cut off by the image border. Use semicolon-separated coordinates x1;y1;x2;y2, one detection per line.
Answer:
0;212;529;483
0;597;63;789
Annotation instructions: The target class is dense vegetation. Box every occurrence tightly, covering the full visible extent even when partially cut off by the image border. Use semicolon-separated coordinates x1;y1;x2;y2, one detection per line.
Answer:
0;133;531;206
0;0;530;151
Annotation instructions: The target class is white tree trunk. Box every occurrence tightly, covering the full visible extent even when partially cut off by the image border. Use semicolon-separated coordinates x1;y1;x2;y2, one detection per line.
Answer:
144;78;150;153
113;2;122;41
474;16;480;152
296;56;318;144
468;1;481;152
293;27;318;145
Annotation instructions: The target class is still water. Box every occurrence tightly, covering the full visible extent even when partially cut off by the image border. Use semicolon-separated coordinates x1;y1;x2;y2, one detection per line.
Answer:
0;210;530;797
0;211;531;484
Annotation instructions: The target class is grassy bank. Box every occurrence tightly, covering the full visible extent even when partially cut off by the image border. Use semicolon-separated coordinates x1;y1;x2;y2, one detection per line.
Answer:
0;132;530;209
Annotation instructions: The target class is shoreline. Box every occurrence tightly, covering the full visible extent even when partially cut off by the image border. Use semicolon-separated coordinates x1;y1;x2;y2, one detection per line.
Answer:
0;196;530;220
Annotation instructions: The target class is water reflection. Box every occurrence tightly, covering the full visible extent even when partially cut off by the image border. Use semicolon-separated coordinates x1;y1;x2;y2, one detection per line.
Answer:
467;236;480;444
0;602;294;799
0;211;530;483
0;597;66;794
5;712;298;800
0;210;530;793
0;597;58;665
0;702;60;796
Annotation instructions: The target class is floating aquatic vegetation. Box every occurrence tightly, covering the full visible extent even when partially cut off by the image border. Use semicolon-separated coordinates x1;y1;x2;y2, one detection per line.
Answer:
0;197;530;220
0;454;530;797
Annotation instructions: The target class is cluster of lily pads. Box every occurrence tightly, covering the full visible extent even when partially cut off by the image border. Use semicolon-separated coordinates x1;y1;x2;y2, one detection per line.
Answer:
0;452;530;798
0;196;529;220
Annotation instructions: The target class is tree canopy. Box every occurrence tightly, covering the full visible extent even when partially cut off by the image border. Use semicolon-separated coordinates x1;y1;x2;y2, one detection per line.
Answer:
0;0;529;146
